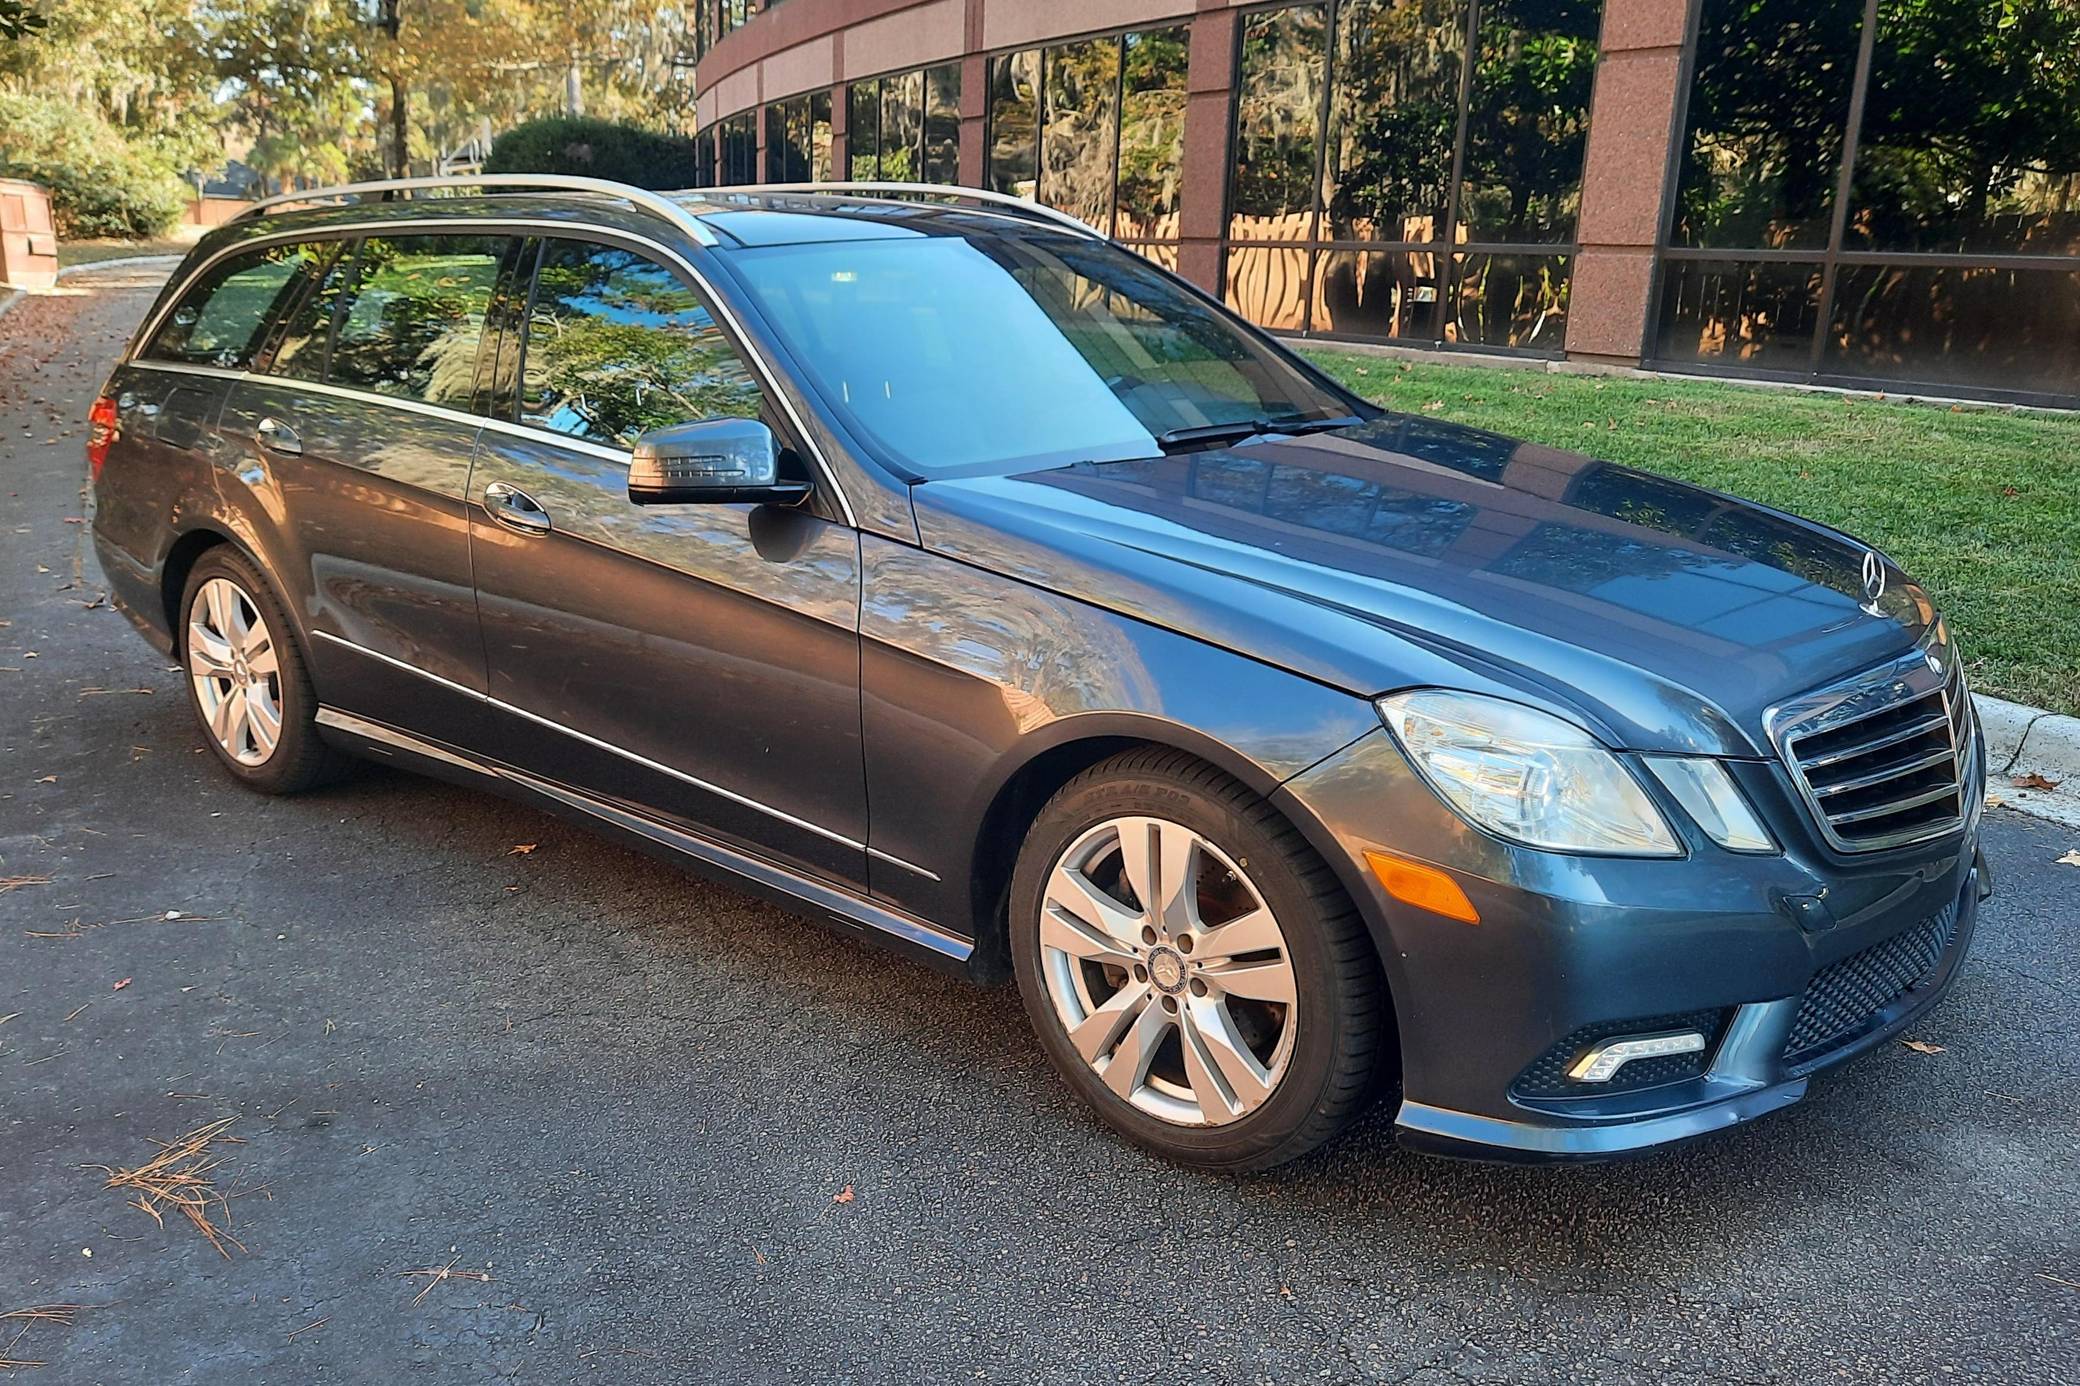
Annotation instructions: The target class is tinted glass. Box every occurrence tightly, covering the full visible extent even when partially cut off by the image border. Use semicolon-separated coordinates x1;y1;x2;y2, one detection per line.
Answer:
925;63;962;184
1846;0;2080;255
1448;251;1569;350
1670;0;1864;249
988;51;1041;197
521;239;763;449
1312;248;1439;338
1824;263;2080;396
1457;0;1599;243
883;69;924;181
736;235;1353;476
147;242;329;369
1321;0;1464;243
326;235;508;406
809;90;834;181
848;78;882;179
1230;5;1329;241
1653;258;1825;370
270;240;358;381
1116;27;1190;240
1040;39;1122;231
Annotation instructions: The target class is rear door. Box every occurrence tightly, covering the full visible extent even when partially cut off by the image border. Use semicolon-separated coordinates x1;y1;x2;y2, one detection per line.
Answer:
467;234;870;888
217;231;525;747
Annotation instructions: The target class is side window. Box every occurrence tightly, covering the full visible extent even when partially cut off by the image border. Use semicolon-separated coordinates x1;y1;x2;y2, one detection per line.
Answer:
520;238;764;449
268;238;359;383
326;234;512;407
145;242;329;370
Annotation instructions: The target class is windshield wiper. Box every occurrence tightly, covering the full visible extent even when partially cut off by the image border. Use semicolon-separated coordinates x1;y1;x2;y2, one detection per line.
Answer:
1153;416;1363;454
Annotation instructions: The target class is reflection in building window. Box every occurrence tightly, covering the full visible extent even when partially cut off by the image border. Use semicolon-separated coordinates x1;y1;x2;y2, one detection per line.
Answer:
763;91;833;183
1223;0;1597;352
848;64;961;184
1657;0;2080;402
987;24;1189;265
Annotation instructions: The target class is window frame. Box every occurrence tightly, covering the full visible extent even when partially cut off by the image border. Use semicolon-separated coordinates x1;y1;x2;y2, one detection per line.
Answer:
1215;0;1596;355
140;240;337;372
1649;0;2080;407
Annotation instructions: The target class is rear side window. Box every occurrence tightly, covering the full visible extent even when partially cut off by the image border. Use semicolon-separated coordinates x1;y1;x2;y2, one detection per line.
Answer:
325;234;512;407
145;242;328;370
519;238;764;448
269;239;358;383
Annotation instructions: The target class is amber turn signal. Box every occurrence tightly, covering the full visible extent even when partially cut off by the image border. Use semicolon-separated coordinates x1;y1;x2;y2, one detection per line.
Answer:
1364;850;1479;925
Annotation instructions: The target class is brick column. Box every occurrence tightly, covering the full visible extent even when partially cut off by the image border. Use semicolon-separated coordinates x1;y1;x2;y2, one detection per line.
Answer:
1177;6;1237;294
1563;0;1693;366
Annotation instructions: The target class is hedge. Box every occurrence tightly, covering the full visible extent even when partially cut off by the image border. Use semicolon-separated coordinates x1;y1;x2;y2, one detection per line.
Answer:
0;94;189;239
482;116;702;190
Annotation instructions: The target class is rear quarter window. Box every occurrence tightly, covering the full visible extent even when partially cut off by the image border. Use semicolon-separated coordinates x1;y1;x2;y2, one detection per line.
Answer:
145;242;330;370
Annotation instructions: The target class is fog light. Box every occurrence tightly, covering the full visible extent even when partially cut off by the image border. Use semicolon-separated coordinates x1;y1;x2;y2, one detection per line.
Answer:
1566;1029;1707;1083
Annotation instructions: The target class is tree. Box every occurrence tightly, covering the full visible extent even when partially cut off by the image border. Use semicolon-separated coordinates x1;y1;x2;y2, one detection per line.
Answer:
1;0;45;43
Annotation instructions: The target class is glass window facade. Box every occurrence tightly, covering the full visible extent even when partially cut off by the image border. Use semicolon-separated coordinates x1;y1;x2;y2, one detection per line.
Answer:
712;110;759;185
987;24;1190;254
847;63;962;184
763;91;834;183
1658;0;2080;403
1225;0;1599;353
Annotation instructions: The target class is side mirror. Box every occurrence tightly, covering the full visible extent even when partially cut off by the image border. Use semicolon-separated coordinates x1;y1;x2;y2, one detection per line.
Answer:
627;418;811;506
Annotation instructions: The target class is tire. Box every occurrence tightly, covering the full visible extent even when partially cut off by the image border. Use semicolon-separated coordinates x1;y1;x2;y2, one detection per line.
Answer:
177;547;345;794
1010;748;1386;1172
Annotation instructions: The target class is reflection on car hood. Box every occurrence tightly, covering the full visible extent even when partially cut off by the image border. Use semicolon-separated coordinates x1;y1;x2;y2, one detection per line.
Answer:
912;414;1935;756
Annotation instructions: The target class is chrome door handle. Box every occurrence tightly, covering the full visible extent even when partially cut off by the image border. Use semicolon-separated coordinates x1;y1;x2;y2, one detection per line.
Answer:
255;416;302;456
484;481;552;535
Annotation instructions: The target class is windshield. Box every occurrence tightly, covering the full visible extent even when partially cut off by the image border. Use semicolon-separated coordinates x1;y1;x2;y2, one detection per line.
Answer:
727;233;1362;478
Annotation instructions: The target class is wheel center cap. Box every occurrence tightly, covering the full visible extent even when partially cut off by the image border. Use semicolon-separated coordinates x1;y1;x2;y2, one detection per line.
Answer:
1148;946;1187;994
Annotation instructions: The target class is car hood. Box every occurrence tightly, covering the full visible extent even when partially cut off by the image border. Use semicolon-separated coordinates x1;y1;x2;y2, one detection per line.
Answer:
910;414;1936;757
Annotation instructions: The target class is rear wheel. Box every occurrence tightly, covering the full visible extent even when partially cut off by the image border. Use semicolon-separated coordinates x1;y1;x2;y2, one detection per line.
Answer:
1010;748;1385;1171
179;548;342;794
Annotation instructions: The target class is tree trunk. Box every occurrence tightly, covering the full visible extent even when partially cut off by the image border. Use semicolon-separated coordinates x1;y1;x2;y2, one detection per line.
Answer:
389;73;410;178
565;59;584;117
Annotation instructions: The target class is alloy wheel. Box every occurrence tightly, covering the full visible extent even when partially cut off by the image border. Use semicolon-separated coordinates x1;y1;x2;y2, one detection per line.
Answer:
186;576;284;767
1037;815;1299;1126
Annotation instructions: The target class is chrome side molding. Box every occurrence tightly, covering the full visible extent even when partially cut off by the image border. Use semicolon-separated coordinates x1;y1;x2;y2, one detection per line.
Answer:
314;706;970;963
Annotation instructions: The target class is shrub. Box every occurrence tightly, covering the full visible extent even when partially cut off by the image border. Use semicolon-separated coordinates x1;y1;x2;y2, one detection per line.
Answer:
483;116;702;191
0;94;189;238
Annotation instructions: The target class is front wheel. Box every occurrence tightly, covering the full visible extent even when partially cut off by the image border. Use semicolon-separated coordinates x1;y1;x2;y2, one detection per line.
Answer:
1010;749;1386;1172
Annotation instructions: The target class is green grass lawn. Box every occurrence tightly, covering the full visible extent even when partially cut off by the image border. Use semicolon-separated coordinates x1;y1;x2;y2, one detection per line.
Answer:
56;235;199;269
1300;351;2080;717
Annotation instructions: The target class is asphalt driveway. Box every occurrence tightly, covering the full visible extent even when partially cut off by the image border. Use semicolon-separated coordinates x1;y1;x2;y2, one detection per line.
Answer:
2;266;2077;1384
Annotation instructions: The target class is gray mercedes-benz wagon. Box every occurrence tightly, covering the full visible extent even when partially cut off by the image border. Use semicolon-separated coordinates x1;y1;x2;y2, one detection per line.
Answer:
89;177;1988;1170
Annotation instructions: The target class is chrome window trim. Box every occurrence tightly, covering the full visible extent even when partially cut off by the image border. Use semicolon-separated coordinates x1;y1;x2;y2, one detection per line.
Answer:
128;217;858;526
308;629;937;880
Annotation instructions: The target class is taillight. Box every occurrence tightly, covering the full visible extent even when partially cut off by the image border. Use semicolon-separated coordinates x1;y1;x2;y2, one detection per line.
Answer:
87;393;119;478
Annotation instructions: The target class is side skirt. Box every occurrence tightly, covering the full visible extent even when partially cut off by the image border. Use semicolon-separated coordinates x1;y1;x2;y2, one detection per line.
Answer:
314;706;976;975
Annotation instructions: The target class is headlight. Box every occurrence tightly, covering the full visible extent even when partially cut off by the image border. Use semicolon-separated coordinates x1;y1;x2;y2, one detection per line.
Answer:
1642;757;1775;852
1377;691;1680;856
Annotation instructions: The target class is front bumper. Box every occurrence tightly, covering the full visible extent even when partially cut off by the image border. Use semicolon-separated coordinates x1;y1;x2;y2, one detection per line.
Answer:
1277;725;1988;1164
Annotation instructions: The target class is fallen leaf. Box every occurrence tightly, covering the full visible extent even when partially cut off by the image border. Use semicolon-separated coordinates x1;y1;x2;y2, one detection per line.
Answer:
508;843;538;856
1984;794;2006;809
2012;772;2062;792
2059;851;2080;868
112;978;131;992
34;775;56;784
1900;1039;1945;1055
832;1184;855;1204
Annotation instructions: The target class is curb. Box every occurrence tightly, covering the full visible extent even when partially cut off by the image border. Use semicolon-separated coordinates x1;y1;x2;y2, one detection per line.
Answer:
1976;693;2080;830
56;253;186;279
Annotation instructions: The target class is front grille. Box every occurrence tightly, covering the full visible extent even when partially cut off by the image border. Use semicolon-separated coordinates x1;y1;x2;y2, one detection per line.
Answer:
1782;904;1959;1064
1778;654;1970;852
1513;1009;1727;1099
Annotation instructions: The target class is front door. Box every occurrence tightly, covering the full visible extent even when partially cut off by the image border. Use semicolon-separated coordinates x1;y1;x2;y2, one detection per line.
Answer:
467;235;869;888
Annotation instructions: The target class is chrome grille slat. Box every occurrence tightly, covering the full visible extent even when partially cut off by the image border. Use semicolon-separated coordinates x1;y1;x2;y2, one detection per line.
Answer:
1799;712;1950;769
1828;783;1960;824
1770;644;1972;853
1810;747;1958;796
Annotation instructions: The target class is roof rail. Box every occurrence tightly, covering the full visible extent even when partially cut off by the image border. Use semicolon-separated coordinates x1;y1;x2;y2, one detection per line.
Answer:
233;174;719;247
705;182;1105;239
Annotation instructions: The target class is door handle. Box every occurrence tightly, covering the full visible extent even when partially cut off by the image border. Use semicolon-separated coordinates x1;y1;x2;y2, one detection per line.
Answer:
484;481;552;535
255;416;302;456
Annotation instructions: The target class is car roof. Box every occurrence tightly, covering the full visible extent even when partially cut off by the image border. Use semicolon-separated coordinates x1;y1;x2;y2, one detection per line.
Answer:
202;187;1090;257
